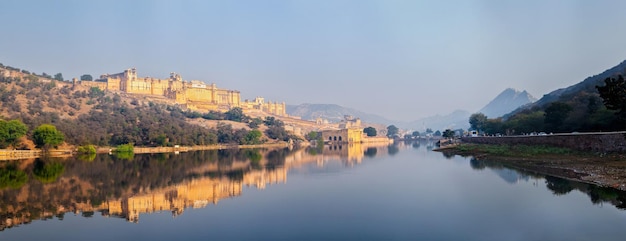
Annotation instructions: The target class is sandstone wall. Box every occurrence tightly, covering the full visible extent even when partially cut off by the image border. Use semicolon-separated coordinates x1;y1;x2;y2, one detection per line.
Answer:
462;132;626;153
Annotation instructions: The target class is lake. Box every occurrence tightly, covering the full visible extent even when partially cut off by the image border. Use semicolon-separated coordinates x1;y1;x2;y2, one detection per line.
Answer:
2;140;626;241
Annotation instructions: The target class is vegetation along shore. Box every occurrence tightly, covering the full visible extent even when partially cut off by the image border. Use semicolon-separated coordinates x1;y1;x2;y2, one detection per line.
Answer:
437;143;626;191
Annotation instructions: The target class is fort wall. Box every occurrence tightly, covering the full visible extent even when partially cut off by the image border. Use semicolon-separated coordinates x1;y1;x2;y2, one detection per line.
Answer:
77;68;285;116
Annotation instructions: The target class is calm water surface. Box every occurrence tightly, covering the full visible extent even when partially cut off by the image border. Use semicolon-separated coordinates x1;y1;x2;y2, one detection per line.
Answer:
2;141;626;241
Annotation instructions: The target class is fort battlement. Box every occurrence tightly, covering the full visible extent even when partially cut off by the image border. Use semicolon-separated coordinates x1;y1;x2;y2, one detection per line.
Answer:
77;68;286;116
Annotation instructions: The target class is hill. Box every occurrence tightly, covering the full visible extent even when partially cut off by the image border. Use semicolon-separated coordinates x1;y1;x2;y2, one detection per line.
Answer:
406;110;471;132
479;88;536;118
0;64;297;149
481;59;626;135
287;103;396;125
522;60;626;111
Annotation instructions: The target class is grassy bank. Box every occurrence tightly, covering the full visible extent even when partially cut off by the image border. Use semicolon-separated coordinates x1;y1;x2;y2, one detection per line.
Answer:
451;143;579;157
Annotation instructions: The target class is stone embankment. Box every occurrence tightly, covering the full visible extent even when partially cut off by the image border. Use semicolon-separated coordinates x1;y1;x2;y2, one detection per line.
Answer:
0;143;292;161
462;132;626;153
0;149;73;161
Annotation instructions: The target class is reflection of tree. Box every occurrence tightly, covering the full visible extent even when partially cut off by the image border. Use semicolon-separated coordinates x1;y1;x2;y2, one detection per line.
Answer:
588;186;620;204
33;160;65;184
0;165;28;189
77;153;96;162
412;142;420;149
441;151;455;159
244;149;263;169
364;147;377;158
387;144;399;156
265;148;289;170
469;158;486;170
545;176;574;195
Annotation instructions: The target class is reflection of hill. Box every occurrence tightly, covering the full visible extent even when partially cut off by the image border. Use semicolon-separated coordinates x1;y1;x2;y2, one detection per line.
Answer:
468;158;626;210
0;144;388;229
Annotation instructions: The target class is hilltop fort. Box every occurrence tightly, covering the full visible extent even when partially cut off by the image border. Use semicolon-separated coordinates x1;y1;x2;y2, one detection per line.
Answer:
75;68;287;116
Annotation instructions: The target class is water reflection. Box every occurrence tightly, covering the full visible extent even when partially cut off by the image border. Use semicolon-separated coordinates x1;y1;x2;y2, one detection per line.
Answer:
0;143;390;230
466;157;626;210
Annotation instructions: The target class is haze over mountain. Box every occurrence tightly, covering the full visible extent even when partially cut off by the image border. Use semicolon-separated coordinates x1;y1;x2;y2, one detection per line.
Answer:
287;104;396;125
288;87;537;132
479;88;537;118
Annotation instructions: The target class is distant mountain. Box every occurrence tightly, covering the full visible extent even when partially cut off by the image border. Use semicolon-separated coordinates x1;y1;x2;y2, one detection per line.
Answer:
405;110;471;132
286;103;396;125
479;88;536;118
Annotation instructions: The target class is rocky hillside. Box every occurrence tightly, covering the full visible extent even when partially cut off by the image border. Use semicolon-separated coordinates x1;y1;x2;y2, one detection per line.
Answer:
0;64;296;148
519;60;626;112
479;88;536;118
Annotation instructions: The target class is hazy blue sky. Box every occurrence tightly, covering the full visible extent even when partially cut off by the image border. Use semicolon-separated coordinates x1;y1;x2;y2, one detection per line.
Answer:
2;0;626;121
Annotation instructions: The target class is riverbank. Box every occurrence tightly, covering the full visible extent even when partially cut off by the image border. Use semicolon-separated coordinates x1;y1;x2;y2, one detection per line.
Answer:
0;142;294;161
436;143;626;191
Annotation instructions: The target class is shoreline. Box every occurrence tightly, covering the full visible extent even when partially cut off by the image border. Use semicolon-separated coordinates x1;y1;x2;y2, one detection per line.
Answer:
0;142;294;161
436;143;626;191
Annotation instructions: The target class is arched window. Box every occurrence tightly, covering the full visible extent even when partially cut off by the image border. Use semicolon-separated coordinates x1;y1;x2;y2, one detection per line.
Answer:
329;137;332;141
338;136;342;141
333;136;337;141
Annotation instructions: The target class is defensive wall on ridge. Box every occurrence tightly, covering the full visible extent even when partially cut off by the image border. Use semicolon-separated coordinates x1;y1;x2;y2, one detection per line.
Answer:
75;68;286;116
461;132;626;153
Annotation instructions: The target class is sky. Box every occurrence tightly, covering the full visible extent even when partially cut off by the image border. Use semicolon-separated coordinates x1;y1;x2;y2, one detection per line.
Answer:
2;0;626;122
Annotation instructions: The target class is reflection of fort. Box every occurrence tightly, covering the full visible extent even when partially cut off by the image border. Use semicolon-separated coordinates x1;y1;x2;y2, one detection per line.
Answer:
0;145;391;227
102;168;286;223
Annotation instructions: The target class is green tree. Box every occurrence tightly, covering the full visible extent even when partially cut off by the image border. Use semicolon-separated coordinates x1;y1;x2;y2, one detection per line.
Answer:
596;75;626;122
33;124;65;149
243;129;262;145
248;117;263;129
306;131;319;141
386;125;399;137
0;119;28;148
544;102;573;132
469;113;488;133
412;131;420;138
442;129;455;138
434;130;442;136
225;107;246;122
363;126;377;137
484;118;504;135
54;73;63;81
80;74;93;81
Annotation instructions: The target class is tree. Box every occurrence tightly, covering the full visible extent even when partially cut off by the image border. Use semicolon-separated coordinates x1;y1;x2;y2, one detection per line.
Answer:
596;75;626;121
54;73;63;81
386;125;399;137
442;129;455;138
412;131;420;138
469;113;488;133
306;131;319;141
434;130;442;136
33;124;65;149
80;74;93;81
248;117;263;129
243;129;262;145
363;126;377;137
225;107;246;122
0;119;28;148
544;102;573;132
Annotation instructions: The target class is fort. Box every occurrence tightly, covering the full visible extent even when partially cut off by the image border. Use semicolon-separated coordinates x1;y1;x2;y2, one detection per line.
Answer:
75;68;287;116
